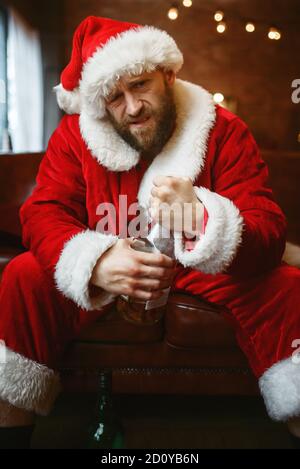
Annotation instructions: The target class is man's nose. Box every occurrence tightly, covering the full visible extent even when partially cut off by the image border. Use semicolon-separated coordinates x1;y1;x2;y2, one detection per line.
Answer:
124;93;143;117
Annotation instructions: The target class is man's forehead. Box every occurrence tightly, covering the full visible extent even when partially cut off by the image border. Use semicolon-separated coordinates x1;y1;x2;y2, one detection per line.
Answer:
123;69;158;82
109;69;161;93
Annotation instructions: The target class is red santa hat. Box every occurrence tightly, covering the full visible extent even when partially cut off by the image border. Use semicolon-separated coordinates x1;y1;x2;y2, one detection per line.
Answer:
54;16;184;119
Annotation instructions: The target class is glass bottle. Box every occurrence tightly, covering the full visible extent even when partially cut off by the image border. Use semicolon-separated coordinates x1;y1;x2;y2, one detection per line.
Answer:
86;372;125;449
117;237;172;325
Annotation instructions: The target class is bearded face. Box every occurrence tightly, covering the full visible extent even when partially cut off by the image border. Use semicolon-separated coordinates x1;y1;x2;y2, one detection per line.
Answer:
105;70;177;159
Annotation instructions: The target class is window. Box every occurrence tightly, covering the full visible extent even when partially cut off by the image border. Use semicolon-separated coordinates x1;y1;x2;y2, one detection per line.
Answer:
0;6;8;151
0;6;44;153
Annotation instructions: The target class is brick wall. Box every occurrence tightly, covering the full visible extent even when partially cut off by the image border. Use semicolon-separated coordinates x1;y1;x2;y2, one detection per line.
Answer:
62;0;300;151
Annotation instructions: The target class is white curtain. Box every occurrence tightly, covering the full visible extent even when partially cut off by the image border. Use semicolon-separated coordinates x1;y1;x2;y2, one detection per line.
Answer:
7;8;43;152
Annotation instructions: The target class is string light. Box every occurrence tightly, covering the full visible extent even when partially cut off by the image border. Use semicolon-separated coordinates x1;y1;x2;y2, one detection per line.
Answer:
268;26;281;40
182;0;192;7
245;22;255;33
268;28;277;39
168;6;179;20
217;22;226;34
167;6;284;41
214;11;224;22
213;93;225;104
275;31;282;40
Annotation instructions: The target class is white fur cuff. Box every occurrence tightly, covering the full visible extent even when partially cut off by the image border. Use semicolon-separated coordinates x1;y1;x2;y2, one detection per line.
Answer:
259;357;300;421
54;230;118;310
0;343;61;416
174;187;244;274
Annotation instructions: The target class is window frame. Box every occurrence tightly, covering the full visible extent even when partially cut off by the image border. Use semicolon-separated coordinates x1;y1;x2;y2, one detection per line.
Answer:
0;4;8;151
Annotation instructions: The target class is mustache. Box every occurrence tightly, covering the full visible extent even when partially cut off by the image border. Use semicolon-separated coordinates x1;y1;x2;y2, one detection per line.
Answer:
124;110;152;126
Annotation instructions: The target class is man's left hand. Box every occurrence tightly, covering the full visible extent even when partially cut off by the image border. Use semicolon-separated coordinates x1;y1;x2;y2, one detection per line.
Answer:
150;176;204;237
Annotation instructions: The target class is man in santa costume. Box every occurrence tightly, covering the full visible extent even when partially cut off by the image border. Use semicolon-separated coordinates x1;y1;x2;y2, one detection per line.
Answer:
0;15;300;448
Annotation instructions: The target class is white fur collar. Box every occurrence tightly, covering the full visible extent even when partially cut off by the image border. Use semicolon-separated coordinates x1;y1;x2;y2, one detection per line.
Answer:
79;105;140;172
79;79;216;203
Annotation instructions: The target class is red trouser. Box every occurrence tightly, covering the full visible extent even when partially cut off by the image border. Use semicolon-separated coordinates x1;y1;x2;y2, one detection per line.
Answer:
0;251;300;420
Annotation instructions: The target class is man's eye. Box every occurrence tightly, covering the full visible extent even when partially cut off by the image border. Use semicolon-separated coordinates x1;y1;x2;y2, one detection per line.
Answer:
107;93;122;104
134;80;147;89
112;95;121;103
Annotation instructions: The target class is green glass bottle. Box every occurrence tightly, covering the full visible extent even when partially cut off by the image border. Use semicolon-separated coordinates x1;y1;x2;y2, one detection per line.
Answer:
86;372;125;449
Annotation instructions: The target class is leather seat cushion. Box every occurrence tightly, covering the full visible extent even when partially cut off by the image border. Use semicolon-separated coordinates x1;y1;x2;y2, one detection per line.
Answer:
165;293;236;348
76;292;236;348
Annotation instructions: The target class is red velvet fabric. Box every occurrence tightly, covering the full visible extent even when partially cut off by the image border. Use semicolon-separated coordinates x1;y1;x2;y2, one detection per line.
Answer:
61;16;139;91
172;262;300;377
0;252;108;369
1;104;294;379
20;105;286;279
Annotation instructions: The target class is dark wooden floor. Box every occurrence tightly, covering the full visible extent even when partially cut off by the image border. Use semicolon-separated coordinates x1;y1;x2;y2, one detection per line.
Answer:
31;393;293;449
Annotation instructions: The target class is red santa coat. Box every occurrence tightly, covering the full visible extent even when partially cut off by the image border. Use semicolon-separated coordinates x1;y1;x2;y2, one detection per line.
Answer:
21;80;286;309
17;80;300;421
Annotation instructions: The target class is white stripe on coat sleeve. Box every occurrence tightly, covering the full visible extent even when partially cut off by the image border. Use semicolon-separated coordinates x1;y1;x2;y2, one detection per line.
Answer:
54;230;118;310
174;186;244;274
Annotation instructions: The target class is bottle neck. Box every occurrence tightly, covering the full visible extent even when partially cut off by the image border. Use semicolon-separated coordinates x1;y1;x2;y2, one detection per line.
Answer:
98;372;112;392
96;373;113;412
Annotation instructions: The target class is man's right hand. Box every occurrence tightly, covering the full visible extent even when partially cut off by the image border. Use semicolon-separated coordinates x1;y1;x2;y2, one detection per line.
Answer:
90;238;176;300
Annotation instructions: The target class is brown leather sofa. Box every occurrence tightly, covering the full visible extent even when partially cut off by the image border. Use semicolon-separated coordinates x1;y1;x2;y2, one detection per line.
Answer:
0;152;299;399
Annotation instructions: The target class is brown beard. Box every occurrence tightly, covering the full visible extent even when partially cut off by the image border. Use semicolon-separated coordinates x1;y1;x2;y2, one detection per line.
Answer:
107;84;177;160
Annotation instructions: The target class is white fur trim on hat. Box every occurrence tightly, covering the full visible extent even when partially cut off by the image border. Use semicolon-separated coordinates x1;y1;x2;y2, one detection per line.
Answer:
56;25;183;118
54;84;81;115
0;342;61;416
54;230;118;310
173;186;244;274
259;356;300;421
